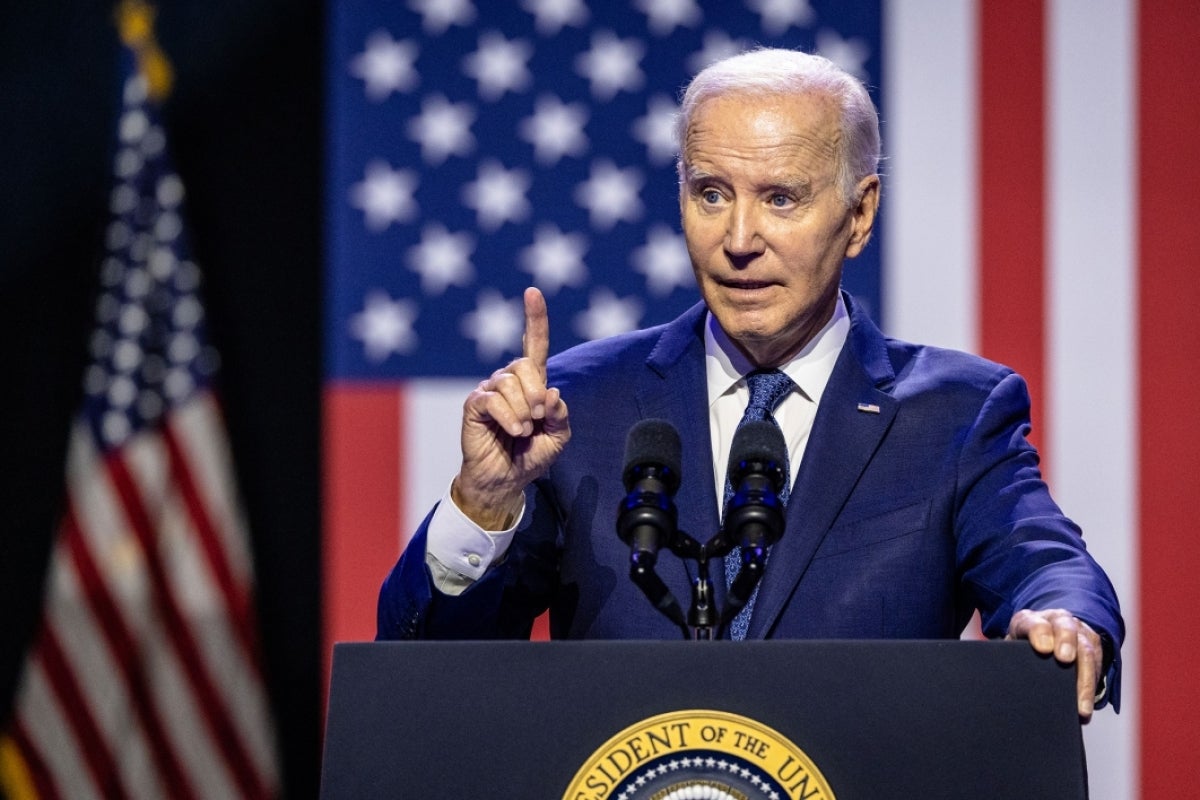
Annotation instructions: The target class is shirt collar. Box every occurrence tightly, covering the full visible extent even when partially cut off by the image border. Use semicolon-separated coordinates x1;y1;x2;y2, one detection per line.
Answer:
704;292;850;407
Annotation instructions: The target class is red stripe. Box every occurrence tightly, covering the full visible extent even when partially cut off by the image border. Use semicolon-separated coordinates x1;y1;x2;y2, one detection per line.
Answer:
531;613;550;641
62;503;197;799
977;1;1049;461
10;710;63;799
322;383;403;693
103;451;272;799
161;417;265;679
38;627;129;799
1138;1;1200;796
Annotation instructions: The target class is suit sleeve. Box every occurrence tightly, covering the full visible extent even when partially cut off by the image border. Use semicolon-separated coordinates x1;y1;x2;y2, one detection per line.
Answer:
376;481;561;640
954;371;1125;709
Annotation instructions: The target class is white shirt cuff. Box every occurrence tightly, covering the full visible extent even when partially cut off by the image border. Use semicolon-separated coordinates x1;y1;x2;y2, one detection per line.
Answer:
425;482;522;593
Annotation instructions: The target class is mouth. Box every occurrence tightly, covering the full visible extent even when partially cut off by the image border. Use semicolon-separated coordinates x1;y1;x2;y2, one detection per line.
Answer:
717;277;778;295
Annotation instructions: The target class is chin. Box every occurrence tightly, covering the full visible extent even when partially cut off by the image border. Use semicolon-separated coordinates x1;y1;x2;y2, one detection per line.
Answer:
715;309;782;340
725;324;785;357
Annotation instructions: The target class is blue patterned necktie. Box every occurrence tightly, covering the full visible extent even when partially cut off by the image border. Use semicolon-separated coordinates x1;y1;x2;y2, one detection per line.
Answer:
723;369;794;640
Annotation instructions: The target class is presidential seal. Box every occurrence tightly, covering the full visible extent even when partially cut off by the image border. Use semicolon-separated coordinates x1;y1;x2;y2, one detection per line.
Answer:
562;710;835;800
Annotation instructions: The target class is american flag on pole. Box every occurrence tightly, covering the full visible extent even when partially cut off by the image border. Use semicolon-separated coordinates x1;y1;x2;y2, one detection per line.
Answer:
0;3;279;797
325;1;1200;798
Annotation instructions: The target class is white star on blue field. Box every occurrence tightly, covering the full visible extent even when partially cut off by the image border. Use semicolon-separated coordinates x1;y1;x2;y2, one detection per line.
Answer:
327;0;881;376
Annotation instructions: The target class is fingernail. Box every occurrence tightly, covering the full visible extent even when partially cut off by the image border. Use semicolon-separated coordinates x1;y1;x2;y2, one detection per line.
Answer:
532;404;545;419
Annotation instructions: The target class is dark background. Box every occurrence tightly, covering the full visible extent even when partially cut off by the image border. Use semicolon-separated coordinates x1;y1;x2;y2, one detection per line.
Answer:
0;0;324;795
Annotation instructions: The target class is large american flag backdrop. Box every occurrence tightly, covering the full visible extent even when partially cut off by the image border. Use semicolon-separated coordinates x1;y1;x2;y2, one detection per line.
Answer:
324;1;1200;797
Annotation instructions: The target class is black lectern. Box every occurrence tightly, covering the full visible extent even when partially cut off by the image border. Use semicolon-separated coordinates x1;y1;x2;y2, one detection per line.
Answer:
320;640;1085;799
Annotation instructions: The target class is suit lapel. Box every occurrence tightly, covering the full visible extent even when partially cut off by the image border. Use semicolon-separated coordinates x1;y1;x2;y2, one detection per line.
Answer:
634;303;725;607
747;295;899;638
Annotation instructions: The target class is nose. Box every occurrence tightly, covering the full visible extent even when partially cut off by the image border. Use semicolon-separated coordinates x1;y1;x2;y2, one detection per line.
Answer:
724;201;764;261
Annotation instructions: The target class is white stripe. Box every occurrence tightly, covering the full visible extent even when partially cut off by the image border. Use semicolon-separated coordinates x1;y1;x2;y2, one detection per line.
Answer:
404;378;480;538
43;549;164;799
167;396;255;583
882;0;979;353
124;434;215;616
68;431;240;797
66;423;156;622
884;0;985;644
15;662;96;800
1046;2;1137;798
140;622;242;800
159;400;280;784
122;433;279;788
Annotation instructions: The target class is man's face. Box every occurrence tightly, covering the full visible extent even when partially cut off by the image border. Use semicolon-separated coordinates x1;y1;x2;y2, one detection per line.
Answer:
679;91;879;367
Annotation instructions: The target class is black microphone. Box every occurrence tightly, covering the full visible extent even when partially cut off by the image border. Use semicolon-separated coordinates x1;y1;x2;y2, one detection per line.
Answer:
724;419;788;557
616;419;682;569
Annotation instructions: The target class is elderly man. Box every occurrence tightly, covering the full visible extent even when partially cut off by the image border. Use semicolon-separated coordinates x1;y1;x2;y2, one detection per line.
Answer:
377;48;1123;719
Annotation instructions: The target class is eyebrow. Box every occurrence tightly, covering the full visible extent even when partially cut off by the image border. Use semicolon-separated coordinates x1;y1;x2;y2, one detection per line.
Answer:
682;165;813;196
680;165;717;185
772;178;816;196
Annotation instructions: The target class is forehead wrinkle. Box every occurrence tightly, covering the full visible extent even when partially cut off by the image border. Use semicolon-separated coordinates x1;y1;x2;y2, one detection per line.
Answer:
683;135;835;194
682;92;845;185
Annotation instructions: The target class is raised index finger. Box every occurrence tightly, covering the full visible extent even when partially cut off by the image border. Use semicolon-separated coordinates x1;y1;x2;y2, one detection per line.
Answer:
522;286;550;378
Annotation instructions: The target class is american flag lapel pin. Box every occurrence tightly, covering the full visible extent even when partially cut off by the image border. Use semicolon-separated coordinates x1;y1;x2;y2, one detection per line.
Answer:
857;402;881;414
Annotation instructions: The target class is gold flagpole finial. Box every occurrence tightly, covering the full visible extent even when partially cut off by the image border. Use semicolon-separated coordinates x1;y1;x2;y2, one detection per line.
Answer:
115;0;174;102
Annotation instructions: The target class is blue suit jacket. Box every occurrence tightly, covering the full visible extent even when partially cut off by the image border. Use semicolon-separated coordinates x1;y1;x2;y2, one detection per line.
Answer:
378;294;1123;706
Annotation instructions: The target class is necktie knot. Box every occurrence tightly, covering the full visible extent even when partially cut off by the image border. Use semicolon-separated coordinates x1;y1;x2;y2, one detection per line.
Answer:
744;369;794;421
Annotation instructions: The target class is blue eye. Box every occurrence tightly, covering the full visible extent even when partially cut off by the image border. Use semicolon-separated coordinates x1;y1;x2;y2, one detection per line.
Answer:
771;194;791;207
702;189;721;204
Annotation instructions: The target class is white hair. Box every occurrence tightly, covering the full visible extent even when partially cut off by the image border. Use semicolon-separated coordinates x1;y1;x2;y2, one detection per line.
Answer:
675;48;881;204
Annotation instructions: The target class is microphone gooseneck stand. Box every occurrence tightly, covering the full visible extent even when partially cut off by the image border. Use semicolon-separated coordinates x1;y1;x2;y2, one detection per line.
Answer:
619;418;786;640
627;524;768;641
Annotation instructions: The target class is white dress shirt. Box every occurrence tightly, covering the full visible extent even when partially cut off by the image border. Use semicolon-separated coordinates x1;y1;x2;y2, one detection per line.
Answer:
704;295;848;515
424;295;851;595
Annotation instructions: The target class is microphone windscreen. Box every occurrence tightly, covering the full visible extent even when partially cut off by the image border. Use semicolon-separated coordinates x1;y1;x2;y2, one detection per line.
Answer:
727;420;787;489
622;419;682;492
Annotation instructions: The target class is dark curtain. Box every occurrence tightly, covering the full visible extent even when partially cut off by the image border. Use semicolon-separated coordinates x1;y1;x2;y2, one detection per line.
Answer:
0;1;323;796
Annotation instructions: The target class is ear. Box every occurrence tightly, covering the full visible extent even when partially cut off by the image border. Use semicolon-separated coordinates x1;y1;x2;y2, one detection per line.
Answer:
845;174;880;259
